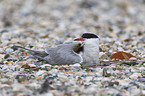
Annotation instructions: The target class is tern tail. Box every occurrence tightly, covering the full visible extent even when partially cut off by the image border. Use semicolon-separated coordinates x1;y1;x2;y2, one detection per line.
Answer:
11;45;48;61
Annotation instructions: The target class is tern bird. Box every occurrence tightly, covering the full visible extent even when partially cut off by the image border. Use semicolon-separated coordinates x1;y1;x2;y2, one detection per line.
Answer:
12;41;83;65
11;33;99;65
74;32;99;65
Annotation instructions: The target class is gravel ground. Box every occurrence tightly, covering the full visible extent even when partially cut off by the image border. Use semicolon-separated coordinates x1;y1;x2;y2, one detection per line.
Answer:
0;0;145;96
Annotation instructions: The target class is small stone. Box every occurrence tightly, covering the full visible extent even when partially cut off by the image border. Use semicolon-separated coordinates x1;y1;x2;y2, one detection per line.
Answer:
42;92;54;96
4;54;10;59
29;82;40;89
50;69;59;74
35;62;42;66
2;65;8;70
22;64;31;69
71;63;81;68
142;90;145;95
15;74;28;83
95;82;102;87
0;48;4;53
143;63;145;67
0;58;3;64
85;86;99;94
12;83;27;91
40;64;52;68
0;84;10;88
103;68;111;77
81;73;87;77
36;70;45;77
138;78;145;82
118;80;129;87
37;76;44;80
95;72;102;77
21;81;29;84
128;86;141;96
101;78;111;82
4;48;14;54
0;78;9;83
129;73;142;79
129;57;137;61
85;76;93;82
107;81;119;86
28;64;36;68
100;52;109;59
70;63;81;71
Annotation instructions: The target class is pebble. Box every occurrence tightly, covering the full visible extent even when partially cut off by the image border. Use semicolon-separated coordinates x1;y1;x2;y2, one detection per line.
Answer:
36;70;45;77
70;64;81;71
129;57;137;61
28;64;37;68
142;90;145;95
0;48;4;53
4;48;14;54
41;92;54;96
118;80;129;87
95;72;102;77
101;78;111;82
85;86;99;94
40;64;52;68
50;69;59;74
15;74;28;82
128;86;141;96
129;73;142;79
0;84;10;88
143;63;145;67
0;78;9;83
138;78;145;82
0;58;3;64
12;83;27;91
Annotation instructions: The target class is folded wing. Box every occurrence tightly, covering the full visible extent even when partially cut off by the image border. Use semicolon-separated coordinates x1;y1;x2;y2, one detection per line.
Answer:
44;42;82;65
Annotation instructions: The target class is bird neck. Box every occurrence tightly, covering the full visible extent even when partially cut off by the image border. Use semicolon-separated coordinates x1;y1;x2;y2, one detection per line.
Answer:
82;38;99;65
84;38;99;47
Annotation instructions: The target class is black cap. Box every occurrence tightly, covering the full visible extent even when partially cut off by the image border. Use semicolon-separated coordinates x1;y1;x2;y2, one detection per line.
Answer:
82;33;99;39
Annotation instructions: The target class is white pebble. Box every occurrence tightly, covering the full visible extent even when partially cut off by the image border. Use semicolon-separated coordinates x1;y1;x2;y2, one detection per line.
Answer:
129;73;142;79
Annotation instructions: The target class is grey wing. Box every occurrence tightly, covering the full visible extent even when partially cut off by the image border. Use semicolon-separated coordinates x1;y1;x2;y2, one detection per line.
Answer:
28;51;48;61
44;42;82;65
11;45;49;61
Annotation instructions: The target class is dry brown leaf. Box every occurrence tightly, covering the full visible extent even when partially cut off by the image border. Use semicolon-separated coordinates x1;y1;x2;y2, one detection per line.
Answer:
124;38;133;42
110;51;135;60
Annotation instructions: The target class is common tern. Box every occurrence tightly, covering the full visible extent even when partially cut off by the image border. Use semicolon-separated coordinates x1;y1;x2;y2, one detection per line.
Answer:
11;33;99;65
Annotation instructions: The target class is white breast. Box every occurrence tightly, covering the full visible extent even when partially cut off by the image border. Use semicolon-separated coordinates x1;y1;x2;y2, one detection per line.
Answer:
82;38;99;65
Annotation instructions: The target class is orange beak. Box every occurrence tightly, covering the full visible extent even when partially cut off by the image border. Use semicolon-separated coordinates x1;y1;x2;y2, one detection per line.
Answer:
74;37;85;41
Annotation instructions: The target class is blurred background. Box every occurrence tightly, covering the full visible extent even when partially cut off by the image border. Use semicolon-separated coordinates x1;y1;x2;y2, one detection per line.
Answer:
0;0;145;49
